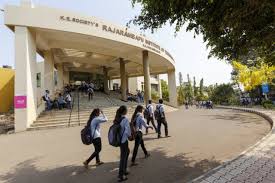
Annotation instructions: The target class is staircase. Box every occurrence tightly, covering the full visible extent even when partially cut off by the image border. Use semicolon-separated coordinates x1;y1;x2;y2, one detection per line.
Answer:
28;91;177;131
28;91;137;131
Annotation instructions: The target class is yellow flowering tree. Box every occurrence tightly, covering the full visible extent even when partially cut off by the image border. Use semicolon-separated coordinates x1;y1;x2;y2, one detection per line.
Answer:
232;59;275;91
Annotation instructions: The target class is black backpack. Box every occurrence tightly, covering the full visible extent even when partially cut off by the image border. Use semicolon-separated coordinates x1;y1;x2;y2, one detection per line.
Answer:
143;105;150;119
81;119;97;145
154;105;162;120
42;95;47;102
108;117;125;147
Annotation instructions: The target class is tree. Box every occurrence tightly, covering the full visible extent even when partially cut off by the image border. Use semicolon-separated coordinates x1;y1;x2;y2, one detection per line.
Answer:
179;72;183;86
199;78;204;96
185;74;193;102
177;72;185;105
193;76;198;97
161;79;169;101
232;59;275;91
131;0;274;65
210;84;237;104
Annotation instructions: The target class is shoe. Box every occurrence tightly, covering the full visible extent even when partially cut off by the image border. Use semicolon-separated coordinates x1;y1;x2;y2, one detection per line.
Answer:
118;175;128;182
130;162;138;167
96;161;104;166
158;136;163;139
145;154;151;158
165;135;171;138
83;161;89;169
125;171;130;176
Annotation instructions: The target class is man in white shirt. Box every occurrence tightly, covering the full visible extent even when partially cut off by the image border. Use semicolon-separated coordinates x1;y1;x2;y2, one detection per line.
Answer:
156;99;169;138
145;100;157;134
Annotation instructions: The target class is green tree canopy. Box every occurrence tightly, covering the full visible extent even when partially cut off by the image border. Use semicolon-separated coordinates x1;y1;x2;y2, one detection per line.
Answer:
161;79;169;101
131;0;274;64
210;83;237;104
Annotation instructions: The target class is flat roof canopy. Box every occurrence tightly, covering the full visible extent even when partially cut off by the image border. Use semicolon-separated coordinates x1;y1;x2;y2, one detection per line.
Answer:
5;4;175;79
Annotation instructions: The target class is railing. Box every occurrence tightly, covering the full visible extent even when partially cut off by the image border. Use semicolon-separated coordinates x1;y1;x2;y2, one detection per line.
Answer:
68;88;80;127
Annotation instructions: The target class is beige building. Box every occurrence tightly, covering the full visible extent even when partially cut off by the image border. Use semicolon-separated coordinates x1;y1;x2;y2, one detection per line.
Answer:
4;0;177;132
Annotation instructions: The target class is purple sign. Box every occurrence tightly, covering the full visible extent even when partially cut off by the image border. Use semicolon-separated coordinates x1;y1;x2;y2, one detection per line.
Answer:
14;96;27;109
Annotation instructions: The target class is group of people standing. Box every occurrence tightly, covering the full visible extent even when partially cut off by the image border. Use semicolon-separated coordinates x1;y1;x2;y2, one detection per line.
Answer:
83;99;169;182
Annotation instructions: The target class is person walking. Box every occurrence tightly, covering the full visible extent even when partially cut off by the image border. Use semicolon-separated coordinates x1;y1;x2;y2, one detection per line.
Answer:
83;108;108;168
114;106;131;182
131;105;152;166
155;99;169;138
145;100;157;134
88;86;94;101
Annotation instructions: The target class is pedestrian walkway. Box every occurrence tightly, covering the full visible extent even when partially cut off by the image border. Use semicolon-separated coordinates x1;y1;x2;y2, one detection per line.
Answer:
192;107;275;183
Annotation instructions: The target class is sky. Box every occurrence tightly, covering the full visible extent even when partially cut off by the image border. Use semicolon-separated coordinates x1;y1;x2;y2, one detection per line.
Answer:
0;0;232;86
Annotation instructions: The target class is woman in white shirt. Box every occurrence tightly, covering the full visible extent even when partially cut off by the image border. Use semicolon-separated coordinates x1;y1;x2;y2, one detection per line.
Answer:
83;108;108;168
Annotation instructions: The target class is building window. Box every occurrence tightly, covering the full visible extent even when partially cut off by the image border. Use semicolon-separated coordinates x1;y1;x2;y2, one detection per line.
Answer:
36;73;41;88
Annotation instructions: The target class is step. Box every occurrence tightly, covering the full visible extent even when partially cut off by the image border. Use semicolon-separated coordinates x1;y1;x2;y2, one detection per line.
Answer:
28;122;84;131
36;112;116;121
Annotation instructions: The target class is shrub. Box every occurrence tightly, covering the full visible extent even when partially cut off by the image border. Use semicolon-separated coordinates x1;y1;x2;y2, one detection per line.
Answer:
262;100;274;109
151;90;159;101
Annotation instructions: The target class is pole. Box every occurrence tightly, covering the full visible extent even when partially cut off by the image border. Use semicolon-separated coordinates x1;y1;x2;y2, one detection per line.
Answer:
78;88;80;126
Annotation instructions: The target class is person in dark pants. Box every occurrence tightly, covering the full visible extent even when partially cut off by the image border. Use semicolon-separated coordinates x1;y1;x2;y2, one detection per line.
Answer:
83;108;108;168
88;87;94;101
131;105;152;166
114;106;131;182
145;100;157;134
156;99;169;138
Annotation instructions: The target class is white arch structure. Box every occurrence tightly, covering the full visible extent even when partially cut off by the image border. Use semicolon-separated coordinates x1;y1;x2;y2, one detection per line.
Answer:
4;1;177;132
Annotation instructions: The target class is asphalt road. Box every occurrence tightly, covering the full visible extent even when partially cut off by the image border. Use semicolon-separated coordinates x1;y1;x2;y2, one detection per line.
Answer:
0;108;271;183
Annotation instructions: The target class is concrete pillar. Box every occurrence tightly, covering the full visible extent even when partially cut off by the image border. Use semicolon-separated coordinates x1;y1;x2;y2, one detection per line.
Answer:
109;79;113;91
103;67;110;94
126;75;129;93
63;71;69;85
143;50;151;105
56;64;64;91
168;70;177;107
14;26;37;132
120;58;127;101
158;75;162;99
21;0;34;7
44;51;55;95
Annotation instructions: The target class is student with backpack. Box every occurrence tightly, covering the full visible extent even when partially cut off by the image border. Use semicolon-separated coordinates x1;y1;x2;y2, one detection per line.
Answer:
87;86;94;101
144;100;157;134
155;99;169;138
108;105;131;182
83;108;108;168
131;105;152;166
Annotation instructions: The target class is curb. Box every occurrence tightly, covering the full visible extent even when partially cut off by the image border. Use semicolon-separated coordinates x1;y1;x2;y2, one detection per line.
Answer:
189;106;274;183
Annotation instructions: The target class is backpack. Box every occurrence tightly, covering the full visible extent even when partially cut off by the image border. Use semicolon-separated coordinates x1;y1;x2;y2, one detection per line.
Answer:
108;117;125;147
42;95;47;102
154;105;162;120
81;119;97;145
143;105;150;119
129;115;138;141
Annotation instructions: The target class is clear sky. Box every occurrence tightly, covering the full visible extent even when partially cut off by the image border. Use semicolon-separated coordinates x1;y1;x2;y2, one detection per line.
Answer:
0;0;232;86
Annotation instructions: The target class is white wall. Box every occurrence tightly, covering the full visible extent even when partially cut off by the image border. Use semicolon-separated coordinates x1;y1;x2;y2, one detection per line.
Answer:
14;26;37;132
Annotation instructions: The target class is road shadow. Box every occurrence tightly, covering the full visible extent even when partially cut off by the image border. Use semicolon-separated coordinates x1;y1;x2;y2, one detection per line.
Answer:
201;112;266;125
0;148;220;183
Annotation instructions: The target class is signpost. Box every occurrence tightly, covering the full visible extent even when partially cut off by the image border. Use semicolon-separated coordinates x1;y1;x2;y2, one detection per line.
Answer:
262;84;269;100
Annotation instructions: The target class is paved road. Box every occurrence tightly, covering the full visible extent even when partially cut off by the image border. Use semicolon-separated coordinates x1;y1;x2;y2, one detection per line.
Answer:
0;108;271;183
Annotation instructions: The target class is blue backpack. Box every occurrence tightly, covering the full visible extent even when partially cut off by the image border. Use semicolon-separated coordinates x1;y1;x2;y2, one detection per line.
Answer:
81;119;97;145
108;117;125;147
